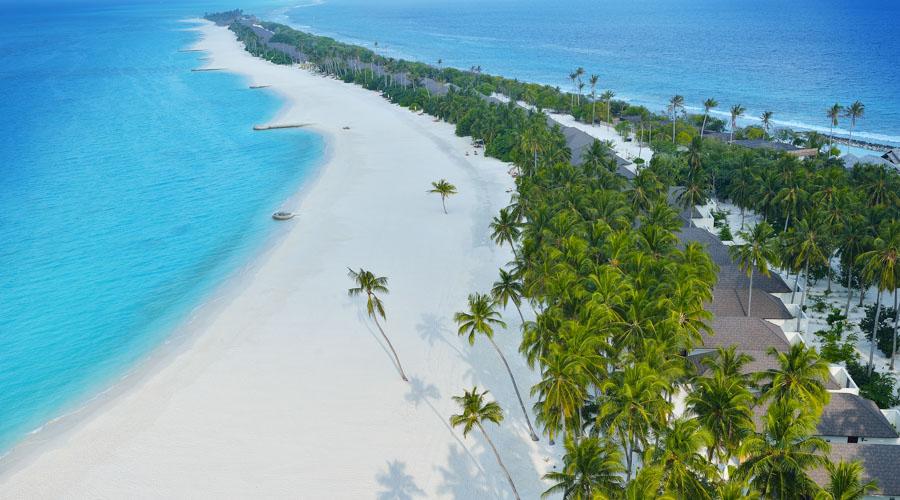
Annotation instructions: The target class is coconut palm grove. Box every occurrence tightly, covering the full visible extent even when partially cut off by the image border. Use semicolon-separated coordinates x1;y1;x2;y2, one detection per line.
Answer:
212;10;900;499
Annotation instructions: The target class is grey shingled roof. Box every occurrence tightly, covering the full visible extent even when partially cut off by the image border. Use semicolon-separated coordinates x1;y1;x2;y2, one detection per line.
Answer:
700;317;792;352
716;265;792;293
555;118;634;179
883;149;900;165
702;131;731;142
753;392;895;438
706;287;793;320
817;393;899;439
810;443;900;496
732;139;804;152
689;349;778;377
676;227;793;293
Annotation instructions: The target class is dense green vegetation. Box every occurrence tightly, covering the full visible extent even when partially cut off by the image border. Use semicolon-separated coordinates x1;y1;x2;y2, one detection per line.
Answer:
208;11;900;498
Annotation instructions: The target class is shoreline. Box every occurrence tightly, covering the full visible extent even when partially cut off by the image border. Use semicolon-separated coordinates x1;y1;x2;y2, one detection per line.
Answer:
282;17;899;153
0;20;555;497
0;20;334;476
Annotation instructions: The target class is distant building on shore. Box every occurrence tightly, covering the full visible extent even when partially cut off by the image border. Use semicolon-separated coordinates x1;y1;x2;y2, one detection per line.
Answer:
701;131;818;158
883;148;900;165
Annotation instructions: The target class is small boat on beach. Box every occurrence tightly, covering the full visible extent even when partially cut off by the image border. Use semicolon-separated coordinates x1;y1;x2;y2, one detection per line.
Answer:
272;211;295;220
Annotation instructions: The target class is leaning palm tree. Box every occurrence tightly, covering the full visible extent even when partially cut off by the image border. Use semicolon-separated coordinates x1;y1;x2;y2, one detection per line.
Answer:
588;74;599;125
490;208;522;261
347;268;408;381
758;343;831;413
729;104;746;142
845;100;865;143
455;293;539;441
857;235;899;375
700;98;718;138
669;94;684;142
428;179;457;214
826;103;843;149
815;459;878;500
542;436;625;499
602;90;615;129
730;222;779;317
450;387;521;500
760;110;774;138
735;399;829;498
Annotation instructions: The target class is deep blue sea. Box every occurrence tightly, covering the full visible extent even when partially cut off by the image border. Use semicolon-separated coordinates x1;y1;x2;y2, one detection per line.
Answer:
0;0;322;454
1;0;898;458
277;0;900;147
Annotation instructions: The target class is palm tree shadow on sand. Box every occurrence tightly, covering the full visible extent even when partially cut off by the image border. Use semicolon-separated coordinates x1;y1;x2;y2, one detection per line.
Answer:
415;313;465;358
348;299;405;378
436;444;510;498
405;377;485;471
444;325;549;498
376;460;425;500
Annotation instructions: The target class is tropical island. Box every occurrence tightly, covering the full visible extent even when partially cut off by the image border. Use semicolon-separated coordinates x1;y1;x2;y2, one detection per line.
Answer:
2;8;899;499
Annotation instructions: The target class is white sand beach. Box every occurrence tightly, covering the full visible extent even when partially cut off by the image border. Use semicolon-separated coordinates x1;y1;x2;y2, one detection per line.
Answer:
0;20;555;498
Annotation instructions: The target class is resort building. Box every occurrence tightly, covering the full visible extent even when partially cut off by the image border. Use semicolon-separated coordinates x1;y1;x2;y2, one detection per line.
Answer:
810;443;900;499
815;392;900;445
701;131;819;158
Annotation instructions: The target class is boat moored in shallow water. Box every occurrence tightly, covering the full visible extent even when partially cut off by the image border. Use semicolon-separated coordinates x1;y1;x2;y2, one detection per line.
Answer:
272;211;295;220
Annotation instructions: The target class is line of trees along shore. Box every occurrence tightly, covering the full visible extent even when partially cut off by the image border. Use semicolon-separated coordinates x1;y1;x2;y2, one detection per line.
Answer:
209;11;900;498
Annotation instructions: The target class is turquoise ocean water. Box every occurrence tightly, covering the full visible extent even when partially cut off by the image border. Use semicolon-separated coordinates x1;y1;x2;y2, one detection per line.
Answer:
2;0;899;457
278;0;900;147
0;0;321;454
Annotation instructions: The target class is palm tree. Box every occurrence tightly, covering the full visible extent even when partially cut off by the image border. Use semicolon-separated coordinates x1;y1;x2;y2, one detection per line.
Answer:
490;208;522;261
701;345;754;381
519;121;546;175
700;98;718;138
729;104;746;142
826;103;843;150
455;293;539;441
669;94;684;142
532;346;588;445
760;110;774;138
428;179;457;214
815;459;878;500
568;72;578;108
645;417;717;499
735;399;829;498
730;222;779;317
686;370;754;464
575;67;585;105
845;100;865;143
839;215;868;317
450;387;521;500
602;90;615;129
542;436;625;499
492;269;526;325
758;343;831;413
596;362;670;480
589;75;599;125
347;268;408;382
790;215;829;331
857;235;900;375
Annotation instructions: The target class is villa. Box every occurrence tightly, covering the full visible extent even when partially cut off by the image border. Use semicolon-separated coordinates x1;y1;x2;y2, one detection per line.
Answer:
810;443;900;498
